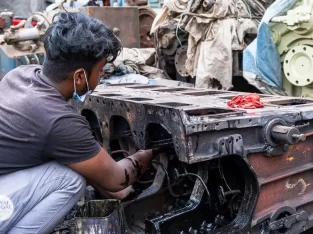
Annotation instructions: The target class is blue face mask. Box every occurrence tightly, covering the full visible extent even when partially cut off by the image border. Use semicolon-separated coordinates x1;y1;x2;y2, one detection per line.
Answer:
73;70;92;102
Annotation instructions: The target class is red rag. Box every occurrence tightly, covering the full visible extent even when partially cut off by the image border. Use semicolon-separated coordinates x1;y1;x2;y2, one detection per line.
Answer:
227;93;264;109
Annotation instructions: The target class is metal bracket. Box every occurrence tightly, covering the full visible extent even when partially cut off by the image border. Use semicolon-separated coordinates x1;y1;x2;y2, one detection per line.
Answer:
269;210;308;231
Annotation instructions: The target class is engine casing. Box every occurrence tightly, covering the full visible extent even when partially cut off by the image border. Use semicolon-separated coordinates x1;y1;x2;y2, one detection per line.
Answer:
270;0;313;97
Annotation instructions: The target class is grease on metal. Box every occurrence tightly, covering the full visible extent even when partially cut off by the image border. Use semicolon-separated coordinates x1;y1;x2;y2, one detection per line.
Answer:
76;200;122;234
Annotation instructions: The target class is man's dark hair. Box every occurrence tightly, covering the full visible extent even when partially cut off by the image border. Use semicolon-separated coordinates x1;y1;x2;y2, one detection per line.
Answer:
42;12;122;82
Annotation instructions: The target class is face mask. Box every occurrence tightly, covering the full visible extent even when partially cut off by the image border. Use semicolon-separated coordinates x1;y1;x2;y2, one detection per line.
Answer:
73;70;92;102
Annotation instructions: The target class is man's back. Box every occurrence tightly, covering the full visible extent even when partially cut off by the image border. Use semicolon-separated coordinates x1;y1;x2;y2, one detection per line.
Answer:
0;65;91;174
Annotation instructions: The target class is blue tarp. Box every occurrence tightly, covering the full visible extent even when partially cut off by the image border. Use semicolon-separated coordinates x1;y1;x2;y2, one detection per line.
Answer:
243;0;298;88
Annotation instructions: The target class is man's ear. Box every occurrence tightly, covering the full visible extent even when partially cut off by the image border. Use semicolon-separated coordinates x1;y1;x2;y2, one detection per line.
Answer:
73;68;85;86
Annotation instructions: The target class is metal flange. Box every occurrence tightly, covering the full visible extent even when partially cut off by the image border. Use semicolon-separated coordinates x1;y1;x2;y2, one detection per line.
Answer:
283;45;313;86
175;46;189;77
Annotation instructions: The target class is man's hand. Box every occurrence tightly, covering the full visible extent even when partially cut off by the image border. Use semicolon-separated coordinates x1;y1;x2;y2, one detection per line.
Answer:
69;147;171;193
92;184;135;200
104;186;135;200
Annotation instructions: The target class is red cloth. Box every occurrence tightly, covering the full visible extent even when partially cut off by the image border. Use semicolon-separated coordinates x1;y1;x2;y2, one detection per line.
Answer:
227;93;264;109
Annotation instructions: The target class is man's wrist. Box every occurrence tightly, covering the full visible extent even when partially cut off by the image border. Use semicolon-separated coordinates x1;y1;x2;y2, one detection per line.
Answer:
152;147;167;158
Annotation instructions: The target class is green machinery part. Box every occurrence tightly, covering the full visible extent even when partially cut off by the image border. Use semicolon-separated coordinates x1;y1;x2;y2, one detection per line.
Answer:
270;0;313;98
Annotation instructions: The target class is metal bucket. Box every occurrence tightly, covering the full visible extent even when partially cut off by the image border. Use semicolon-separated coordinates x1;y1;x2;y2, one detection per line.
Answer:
75;199;122;234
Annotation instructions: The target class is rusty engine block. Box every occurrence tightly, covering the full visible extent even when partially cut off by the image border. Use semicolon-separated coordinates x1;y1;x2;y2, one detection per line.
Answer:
73;84;313;234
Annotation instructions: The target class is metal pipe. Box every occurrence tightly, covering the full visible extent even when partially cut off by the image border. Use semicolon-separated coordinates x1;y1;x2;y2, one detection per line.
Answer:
3;27;41;44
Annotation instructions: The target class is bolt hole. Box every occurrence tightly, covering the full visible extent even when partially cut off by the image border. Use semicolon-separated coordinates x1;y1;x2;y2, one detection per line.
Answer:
287;73;290;76
249;119;252;122
222;142;225;146
192;126;195;129
97;99;99;103
304;47;307;51
292;49;295;53
229;141;232;144
89;98;91;102
103;100;105;104
296;80;299;84
216;123;219;126
236;139;239;142
204;125;207;128
307;79;310;82
285;60;288;63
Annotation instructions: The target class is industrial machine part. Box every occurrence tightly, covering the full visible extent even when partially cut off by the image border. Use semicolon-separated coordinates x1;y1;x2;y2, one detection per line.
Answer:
72;84;313;233
78;6;140;48
0;11;14;33
75;199;123;233
154;20;256;87
0;13;47;79
78;6;156;48
138;6;156;48
155;21;191;82
270;0;313;98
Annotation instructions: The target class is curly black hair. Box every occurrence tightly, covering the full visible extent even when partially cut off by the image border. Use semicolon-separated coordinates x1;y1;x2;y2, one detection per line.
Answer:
42;12;122;82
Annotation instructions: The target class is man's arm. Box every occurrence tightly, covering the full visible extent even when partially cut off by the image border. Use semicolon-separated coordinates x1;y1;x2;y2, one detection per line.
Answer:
46;115;163;194
68;148;156;192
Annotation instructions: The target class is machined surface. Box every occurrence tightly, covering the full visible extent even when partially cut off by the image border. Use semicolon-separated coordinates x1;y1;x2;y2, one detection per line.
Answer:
73;84;313;233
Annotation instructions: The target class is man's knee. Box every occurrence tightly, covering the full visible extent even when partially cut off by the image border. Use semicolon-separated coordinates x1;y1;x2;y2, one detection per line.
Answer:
40;161;86;196
52;162;86;194
67;169;86;196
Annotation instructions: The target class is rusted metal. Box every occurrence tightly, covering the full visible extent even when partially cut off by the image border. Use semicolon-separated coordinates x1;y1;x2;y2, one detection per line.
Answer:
126;0;148;6
72;84;313;233
79;6;140;48
248;136;313;233
138;7;156;48
0;16;6;30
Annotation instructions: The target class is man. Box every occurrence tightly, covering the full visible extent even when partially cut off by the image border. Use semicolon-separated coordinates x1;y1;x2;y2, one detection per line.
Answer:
0;12;160;234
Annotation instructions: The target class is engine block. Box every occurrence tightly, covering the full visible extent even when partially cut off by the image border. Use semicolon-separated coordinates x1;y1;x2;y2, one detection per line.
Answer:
73;84;313;233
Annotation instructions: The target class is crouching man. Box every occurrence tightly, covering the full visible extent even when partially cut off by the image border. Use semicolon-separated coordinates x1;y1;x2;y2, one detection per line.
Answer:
0;12;159;234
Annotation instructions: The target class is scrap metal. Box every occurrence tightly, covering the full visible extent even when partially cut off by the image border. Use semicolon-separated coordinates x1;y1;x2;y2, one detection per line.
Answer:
138;7;156;48
0;12;47;79
71;84;313;233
